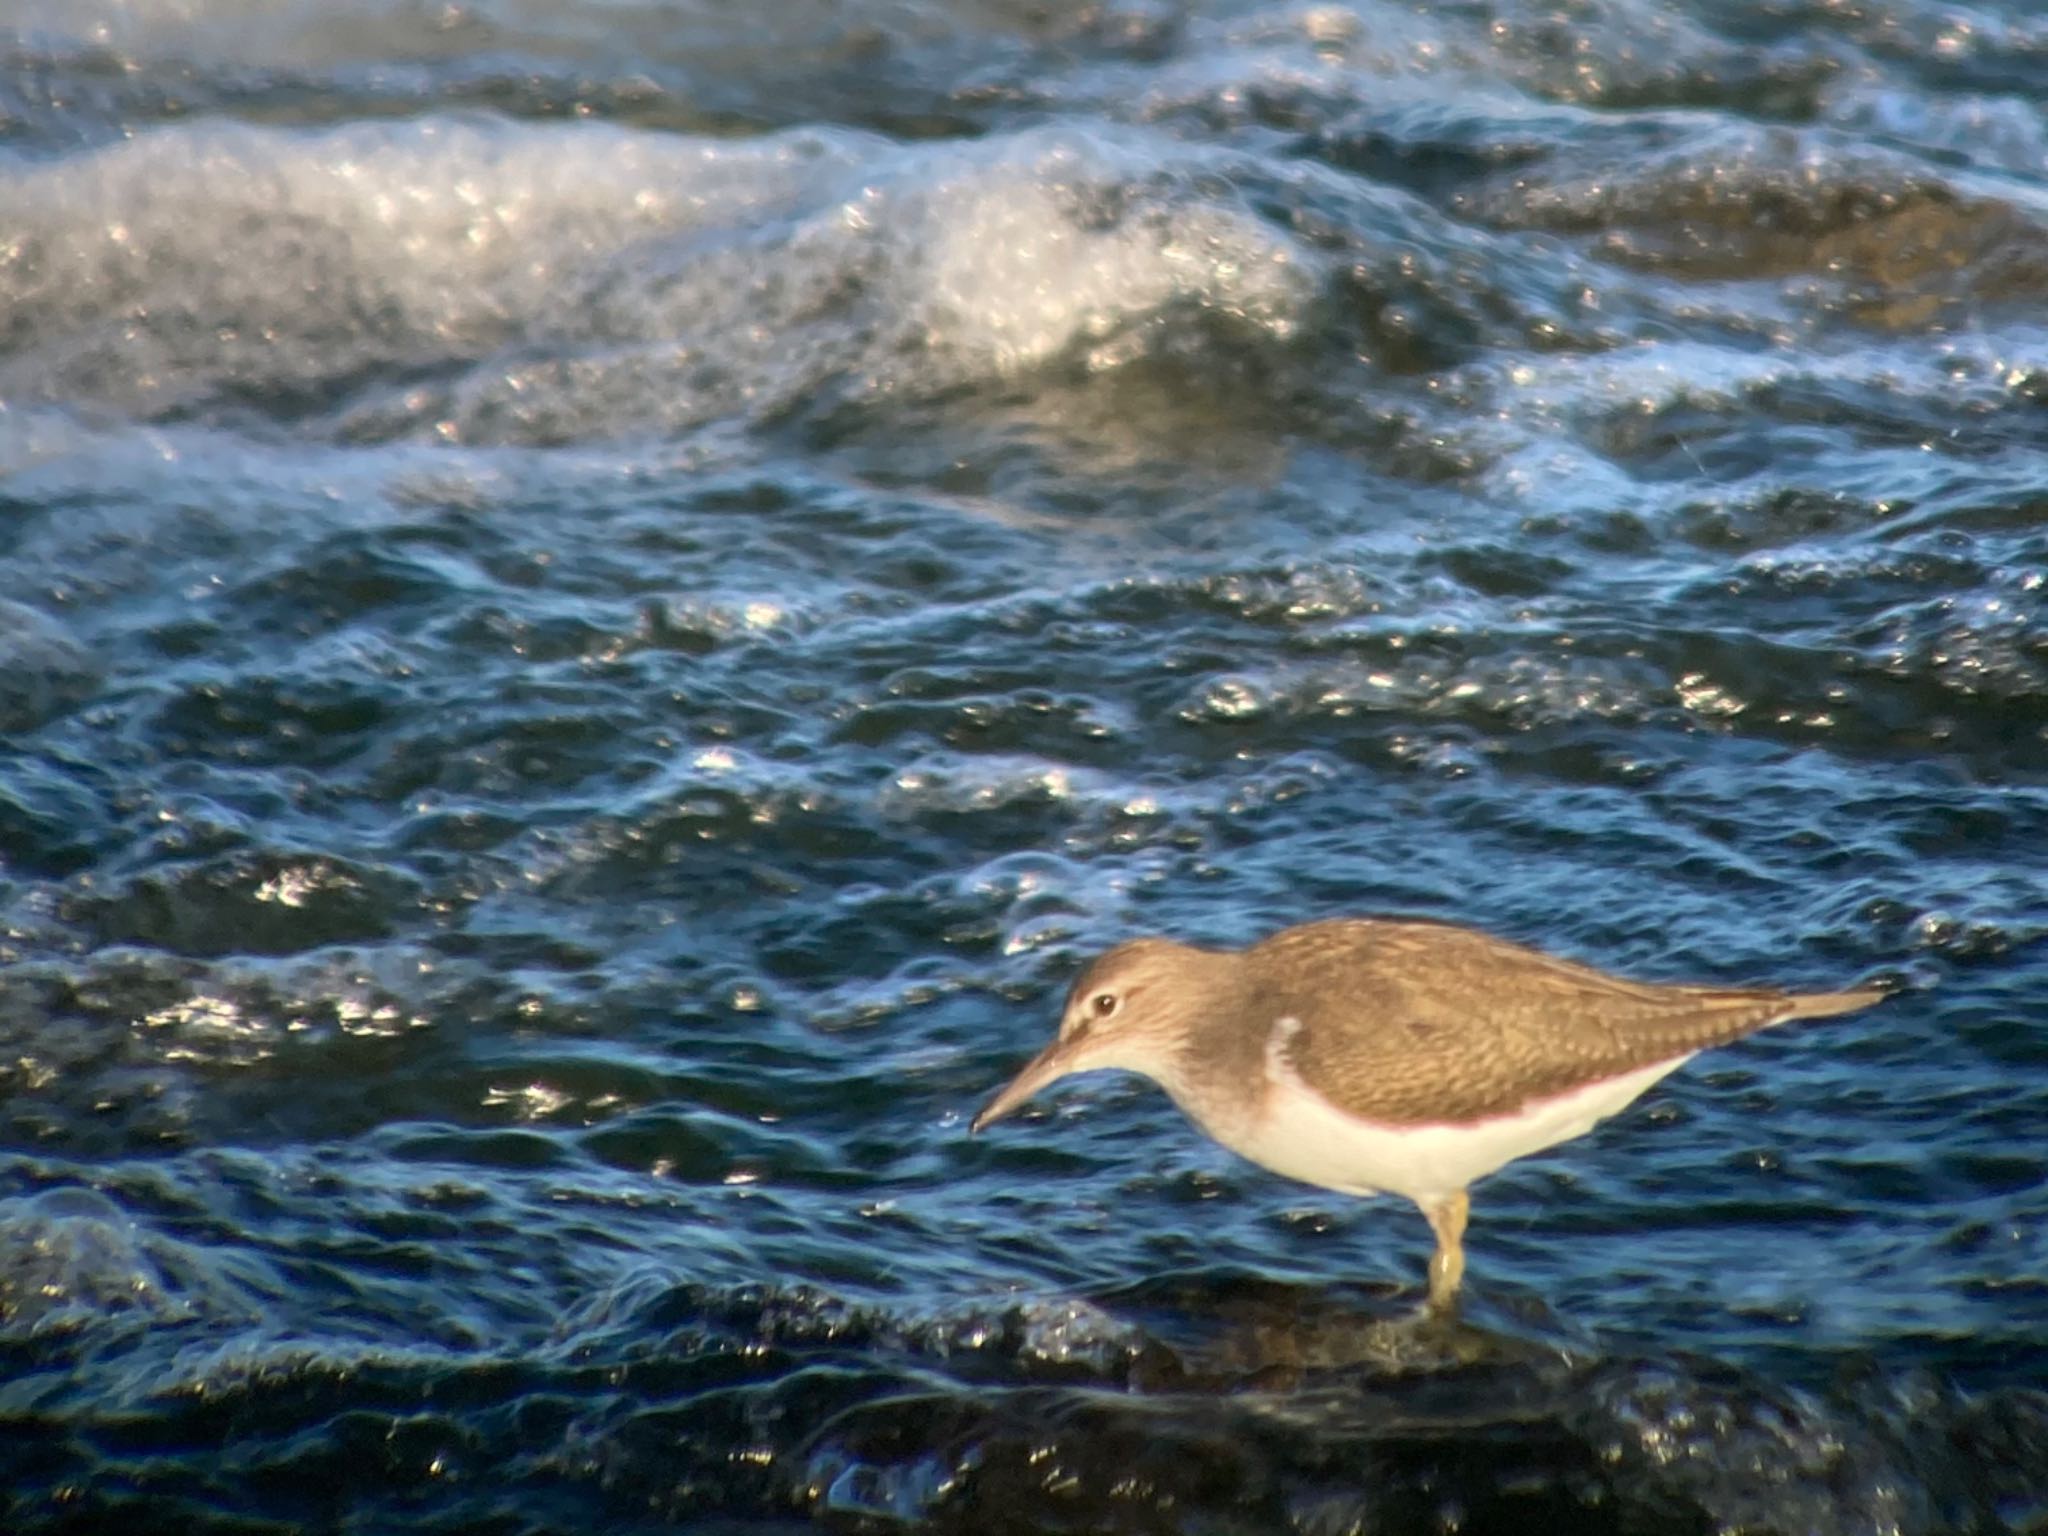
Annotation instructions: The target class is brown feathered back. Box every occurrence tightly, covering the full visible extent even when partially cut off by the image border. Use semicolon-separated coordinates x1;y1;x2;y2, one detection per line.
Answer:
1244;919;1882;1124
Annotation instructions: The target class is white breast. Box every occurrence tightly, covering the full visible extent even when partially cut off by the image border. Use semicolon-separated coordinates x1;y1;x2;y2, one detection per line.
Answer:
1193;1016;1695;1204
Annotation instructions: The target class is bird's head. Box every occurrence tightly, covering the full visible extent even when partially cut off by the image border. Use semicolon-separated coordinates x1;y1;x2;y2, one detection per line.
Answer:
971;937;1223;1132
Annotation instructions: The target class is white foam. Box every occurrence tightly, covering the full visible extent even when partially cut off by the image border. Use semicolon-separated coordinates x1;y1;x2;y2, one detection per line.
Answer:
1;116;1325;444
898;130;1318;377
0;115;881;422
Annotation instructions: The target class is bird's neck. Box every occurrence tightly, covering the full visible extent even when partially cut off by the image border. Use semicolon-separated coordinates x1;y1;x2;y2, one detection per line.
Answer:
1151;958;1269;1138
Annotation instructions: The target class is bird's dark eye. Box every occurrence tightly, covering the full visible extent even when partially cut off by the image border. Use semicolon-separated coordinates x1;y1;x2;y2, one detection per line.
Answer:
1092;992;1118;1018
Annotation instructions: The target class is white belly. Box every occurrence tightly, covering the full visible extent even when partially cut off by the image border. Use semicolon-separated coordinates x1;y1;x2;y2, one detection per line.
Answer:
1205;1051;1695;1204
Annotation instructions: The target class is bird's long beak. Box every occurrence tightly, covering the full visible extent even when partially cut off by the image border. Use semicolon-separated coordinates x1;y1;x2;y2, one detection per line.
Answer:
970;1037;1077;1134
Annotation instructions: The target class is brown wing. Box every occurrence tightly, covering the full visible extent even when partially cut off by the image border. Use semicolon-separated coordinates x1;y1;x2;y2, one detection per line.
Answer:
1251;919;1881;1124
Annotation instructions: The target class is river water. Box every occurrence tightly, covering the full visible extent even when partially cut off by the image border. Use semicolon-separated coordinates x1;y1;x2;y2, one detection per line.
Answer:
2;1;2045;1531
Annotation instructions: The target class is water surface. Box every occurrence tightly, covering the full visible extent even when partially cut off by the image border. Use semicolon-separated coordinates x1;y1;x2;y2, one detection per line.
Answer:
2;1;2046;1530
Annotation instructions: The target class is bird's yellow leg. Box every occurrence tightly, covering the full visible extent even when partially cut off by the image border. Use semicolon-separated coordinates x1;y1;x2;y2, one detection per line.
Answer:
1422;1191;1470;1313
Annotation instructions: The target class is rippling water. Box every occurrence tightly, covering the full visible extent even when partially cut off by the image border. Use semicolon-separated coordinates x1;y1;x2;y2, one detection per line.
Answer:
2;1;2046;1530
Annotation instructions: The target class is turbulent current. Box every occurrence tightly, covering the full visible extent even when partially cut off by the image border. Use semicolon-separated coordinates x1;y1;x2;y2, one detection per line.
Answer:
1;1;2045;1531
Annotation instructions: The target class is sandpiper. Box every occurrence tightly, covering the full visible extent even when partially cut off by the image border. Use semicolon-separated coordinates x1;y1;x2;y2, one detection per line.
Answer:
972;918;1883;1311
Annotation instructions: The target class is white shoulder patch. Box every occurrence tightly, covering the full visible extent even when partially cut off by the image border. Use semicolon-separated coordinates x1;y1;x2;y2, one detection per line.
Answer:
1263;1014;1305;1086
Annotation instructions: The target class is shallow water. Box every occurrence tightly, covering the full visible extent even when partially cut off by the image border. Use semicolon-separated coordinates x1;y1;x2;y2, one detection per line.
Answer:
1;0;2046;1530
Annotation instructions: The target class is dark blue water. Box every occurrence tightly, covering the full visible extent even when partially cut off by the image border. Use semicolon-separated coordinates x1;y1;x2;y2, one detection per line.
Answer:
2;1;2046;1530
